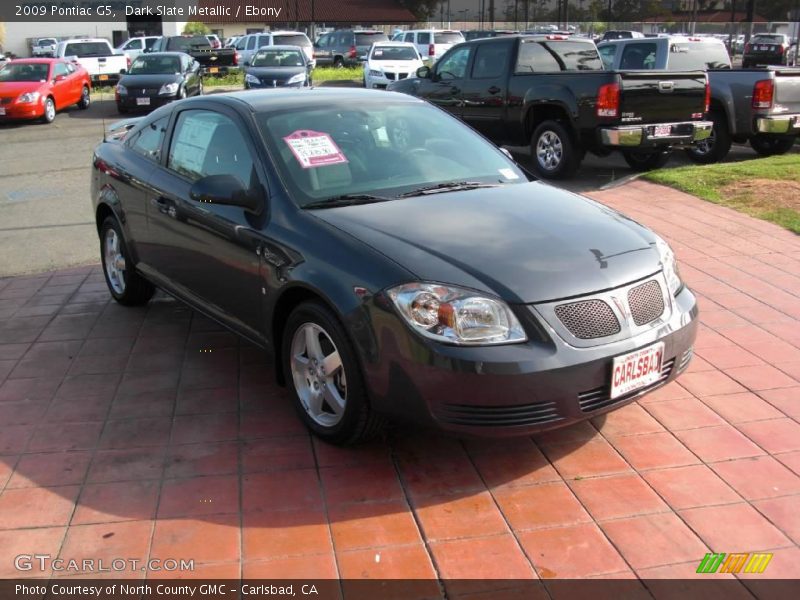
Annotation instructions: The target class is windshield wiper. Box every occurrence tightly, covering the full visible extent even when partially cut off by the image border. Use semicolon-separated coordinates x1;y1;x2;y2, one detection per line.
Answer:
302;194;392;210
398;181;500;198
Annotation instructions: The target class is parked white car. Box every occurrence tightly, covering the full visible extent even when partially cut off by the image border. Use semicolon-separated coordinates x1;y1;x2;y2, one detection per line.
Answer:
116;36;159;61
363;42;424;89
56;38;128;84
32;38;58;57
398;29;465;62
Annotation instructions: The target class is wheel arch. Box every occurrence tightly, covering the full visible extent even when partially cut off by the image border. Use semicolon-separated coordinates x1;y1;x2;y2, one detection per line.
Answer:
524;102;574;141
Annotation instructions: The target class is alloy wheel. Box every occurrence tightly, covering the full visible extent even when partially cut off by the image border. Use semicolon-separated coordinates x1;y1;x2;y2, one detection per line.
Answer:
44;98;55;122
536;130;563;171
290;323;347;428
103;228;127;294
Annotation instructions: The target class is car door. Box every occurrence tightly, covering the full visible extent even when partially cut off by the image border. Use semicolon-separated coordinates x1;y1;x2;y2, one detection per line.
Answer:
414;44;474;116
459;40;513;141
314;33;332;66
64;61;83;103
50;61;74;107
144;106;266;335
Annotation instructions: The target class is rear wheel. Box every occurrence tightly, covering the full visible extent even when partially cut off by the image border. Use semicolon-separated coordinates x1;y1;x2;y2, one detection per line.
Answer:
684;111;731;164
78;85;90;110
41;97;56;124
282;302;384;445
333;56;344;69
749;135;796;157
99;216;155;306
621;149;672;172
117;104;128;114
530;120;581;179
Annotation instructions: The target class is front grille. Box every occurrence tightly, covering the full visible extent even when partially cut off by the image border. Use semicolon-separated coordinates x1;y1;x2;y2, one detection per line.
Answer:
1;98;12;105
555;300;621;339
436;401;563;427
578;358;675;412
132;88;159;97
385;72;397;80
628;280;664;326
398;72;409;80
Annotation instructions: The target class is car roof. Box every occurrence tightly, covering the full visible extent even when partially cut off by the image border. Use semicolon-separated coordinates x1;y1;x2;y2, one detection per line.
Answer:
133;52;188;58
254;45;306;52
8;57;63;64
371;41;417;47
188;88;423;113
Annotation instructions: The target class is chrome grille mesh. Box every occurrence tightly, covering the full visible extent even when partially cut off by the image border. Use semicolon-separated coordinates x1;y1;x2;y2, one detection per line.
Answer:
628;280;665;326
554;300;621;339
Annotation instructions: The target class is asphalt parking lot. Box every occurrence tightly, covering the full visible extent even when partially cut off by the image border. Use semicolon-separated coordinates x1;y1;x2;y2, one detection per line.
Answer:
0;93;764;277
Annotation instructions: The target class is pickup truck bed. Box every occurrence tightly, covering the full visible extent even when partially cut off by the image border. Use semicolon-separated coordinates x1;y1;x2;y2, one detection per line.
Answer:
150;36;237;75
389;35;711;178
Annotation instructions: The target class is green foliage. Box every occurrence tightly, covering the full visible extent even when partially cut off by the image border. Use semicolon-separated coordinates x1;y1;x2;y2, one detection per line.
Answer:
399;0;441;21
182;22;211;36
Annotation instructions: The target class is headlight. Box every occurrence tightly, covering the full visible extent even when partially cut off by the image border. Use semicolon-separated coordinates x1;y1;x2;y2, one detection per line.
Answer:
368;69;382;77
17;92;40;104
655;236;682;295
245;73;260;85
159;82;179;95
116;83;127;95
286;73;306;85
387;283;527;346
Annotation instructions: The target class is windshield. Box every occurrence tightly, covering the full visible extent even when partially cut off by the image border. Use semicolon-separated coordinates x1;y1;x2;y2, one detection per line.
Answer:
272;34;311;48
166;36;211;52
355;32;389;46
38;39;57;47
752;35;784;44
0;63;50;82
252;49;305;67
257;102;526;207
371;46;419;61
435;32;464;44
64;42;111;57
129;55;181;74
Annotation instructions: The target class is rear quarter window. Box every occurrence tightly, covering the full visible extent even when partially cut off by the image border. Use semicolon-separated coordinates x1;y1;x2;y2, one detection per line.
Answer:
435;32;464;44
515;41;561;73
355;33;389;45
669;42;731;70
547;42;604;70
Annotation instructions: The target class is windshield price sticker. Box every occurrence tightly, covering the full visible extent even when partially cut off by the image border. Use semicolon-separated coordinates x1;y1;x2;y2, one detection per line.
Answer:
284;130;348;169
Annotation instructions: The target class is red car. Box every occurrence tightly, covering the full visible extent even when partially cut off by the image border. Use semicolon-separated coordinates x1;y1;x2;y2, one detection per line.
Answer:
0;58;91;123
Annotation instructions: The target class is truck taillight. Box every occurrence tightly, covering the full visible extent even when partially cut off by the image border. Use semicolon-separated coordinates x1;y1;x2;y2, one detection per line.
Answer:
752;79;774;109
348;45;357;59
234;52;239;66
429;43;435;56
596;82;620;118
704;80;710;114
744;43;752;53
777;45;784;55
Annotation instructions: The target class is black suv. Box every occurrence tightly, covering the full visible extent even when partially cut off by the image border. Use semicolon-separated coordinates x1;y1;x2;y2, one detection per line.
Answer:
313;30;389;67
743;34;797;67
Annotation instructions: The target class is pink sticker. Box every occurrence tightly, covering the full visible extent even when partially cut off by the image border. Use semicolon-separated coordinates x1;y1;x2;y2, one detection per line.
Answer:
283;130;349;169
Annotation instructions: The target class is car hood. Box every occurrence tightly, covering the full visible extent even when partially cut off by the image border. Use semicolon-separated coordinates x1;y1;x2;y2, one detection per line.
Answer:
312;182;662;304
0;81;45;99
247;66;305;81
119;73;182;88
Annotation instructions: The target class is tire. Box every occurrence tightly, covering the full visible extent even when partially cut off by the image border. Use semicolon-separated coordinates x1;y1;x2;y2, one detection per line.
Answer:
178;87;187;100
333;56;344;69
117;104;128;114
78;85;90;110
282;301;384;445
99;216;155;306
197;79;204;96
41;97;56;124
621;149;672;172
749;135;796;157
684;111;731;164
530;120;581;179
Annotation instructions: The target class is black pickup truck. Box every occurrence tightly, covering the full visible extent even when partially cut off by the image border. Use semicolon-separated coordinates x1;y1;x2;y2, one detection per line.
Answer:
388;35;712;178
148;35;237;75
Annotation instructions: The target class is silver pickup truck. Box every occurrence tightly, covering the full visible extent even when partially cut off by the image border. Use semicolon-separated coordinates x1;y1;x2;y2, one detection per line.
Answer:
598;36;800;163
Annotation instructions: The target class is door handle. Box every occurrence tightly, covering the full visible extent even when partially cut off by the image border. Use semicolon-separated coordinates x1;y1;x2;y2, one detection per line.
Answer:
488;86;501;94
450;86;460;95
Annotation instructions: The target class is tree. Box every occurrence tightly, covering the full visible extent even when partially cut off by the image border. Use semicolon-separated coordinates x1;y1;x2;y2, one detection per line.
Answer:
398;0;441;20
183;21;211;36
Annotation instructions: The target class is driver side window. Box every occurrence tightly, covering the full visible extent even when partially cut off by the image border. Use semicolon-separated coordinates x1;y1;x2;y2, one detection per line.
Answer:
53;62;69;78
436;46;472;80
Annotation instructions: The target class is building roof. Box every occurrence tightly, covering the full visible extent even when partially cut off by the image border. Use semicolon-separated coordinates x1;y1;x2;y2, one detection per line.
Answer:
196;0;417;24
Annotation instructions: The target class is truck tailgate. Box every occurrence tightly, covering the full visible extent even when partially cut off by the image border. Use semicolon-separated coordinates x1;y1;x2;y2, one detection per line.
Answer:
618;71;707;124
774;67;800;114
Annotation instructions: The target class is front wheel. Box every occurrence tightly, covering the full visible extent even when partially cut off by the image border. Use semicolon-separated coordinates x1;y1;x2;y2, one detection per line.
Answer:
197;79;204;96
41;97;56;124
685;112;731;164
282;302;384;445
530;120;581;179
749;135;796;157
621;149;672;172
99;217;155;306
78;85;90;110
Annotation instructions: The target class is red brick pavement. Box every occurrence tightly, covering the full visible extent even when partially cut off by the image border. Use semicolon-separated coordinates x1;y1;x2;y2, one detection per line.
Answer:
0;181;798;593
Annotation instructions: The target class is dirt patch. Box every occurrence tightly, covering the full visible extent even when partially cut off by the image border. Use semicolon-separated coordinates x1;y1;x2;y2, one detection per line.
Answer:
722;179;800;211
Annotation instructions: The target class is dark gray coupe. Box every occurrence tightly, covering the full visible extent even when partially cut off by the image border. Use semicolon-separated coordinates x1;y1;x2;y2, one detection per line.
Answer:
91;89;697;444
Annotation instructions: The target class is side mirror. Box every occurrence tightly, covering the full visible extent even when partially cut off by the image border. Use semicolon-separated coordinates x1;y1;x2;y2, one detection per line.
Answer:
67;55;79;63
119;68;127;74
416;65;431;79
189;174;262;212
54;74;66;82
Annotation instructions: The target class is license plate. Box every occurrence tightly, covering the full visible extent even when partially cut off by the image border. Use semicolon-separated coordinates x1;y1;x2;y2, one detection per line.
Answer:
653;124;672;137
208;67;219;73
0;107;5;116
610;342;665;399
99;74;109;81
136;97;150;106
759;45;769;51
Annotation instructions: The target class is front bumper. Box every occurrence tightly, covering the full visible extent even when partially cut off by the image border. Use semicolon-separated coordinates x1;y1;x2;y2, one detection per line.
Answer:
600;121;713;148
116;94;176;111
366;74;413;89
245;80;306;89
0;102;44;120
361;283;698;437
755;114;800;135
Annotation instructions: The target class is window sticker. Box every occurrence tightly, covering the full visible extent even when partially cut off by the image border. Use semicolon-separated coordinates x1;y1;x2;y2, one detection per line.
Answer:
499;168;520;180
283;130;349;169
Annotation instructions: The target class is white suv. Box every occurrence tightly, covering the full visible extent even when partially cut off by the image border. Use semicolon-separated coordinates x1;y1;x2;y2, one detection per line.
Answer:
399;29;464;62
116;36;159;60
235;31;315;68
